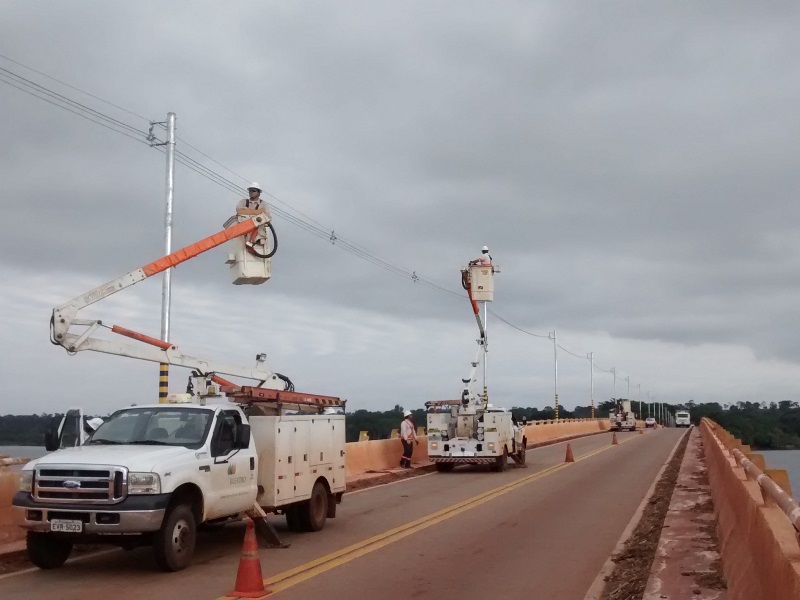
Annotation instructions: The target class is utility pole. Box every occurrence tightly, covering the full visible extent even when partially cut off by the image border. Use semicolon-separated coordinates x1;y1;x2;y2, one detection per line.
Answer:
637;384;641;420
483;302;488;405
588;352;594;419
549;330;559;421
150;112;176;403
625;376;630;399
611;367;616;399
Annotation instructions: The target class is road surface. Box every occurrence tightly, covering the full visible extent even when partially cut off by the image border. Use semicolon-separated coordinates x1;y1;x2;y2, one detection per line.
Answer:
0;428;685;600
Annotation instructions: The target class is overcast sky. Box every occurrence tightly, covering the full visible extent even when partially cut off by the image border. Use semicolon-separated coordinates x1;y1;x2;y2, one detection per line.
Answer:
1;2;799;416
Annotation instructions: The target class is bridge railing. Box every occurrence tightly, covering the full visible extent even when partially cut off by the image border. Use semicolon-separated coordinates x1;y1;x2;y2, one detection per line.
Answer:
700;417;800;600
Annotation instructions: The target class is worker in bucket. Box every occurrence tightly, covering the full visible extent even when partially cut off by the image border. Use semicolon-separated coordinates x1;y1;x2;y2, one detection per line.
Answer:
237;182;267;212
400;410;419;469
236;182;271;249
469;246;492;266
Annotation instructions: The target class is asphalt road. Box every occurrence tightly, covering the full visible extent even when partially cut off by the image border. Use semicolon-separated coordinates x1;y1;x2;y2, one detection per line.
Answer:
0;428;685;600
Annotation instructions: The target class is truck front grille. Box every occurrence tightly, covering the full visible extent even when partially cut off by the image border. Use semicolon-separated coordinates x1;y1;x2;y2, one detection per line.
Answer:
34;465;127;504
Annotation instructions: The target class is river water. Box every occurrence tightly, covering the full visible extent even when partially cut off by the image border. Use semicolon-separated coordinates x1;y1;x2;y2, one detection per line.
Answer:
760;450;800;500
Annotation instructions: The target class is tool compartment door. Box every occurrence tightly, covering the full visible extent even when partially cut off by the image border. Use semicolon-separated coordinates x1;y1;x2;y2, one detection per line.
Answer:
331;416;346;492
275;422;295;503
291;419;311;500
310;417;333;467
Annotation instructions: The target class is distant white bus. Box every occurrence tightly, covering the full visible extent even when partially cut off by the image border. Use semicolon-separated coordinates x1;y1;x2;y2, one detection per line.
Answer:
675;410;691;428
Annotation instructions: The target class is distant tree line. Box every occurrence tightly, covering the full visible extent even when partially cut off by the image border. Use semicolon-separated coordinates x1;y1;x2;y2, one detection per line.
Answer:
4;400;800;448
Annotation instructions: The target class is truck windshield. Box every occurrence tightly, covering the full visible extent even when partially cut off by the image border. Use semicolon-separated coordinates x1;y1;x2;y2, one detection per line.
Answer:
87;407;212;449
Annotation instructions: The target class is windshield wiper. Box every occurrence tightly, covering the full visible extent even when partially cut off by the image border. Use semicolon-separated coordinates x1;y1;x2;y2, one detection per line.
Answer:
128;440;174;446
88;439;123;445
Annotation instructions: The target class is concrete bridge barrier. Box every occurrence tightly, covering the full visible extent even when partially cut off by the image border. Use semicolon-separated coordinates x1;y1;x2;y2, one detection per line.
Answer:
701;418;800;600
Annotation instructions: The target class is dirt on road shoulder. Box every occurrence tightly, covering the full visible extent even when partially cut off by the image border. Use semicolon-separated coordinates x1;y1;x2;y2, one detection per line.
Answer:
600;431;690;600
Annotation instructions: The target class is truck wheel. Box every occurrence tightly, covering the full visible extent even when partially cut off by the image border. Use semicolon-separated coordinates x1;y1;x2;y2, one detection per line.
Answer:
285;505;303;532
495;448;508;473
27;532;72;569
435;463;455;472
300;482;328;532
153;503;196;572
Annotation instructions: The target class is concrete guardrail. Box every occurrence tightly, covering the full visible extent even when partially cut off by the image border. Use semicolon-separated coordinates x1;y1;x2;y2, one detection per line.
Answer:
701;417;800;600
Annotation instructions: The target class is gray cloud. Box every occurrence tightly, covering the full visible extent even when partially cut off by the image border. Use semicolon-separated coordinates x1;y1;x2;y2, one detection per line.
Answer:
2;2;800;414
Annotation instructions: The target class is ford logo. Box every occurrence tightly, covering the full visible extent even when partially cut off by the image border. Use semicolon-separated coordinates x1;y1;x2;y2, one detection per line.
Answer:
63;480;81;489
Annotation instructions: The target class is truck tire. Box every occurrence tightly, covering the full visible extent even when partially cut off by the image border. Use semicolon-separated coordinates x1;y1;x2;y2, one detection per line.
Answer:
153;503;196;572
299;482;328;532
494;448;508;473
435;463;455;472
27;532;72;569
285;505;303;532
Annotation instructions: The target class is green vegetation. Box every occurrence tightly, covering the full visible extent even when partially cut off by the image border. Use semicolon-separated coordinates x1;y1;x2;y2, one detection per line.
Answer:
0;414;55;446
688;400;800;450
3;399;800;448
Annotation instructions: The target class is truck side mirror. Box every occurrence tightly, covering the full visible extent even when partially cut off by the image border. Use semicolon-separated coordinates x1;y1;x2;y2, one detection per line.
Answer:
238;424;251;448
44;420;59;452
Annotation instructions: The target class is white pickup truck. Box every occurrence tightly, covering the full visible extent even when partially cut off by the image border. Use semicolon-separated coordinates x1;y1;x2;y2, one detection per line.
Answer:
13;397;345;571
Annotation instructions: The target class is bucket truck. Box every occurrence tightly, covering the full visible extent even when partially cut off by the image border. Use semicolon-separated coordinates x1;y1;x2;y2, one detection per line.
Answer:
609;398;637;432
14;205;346;572
426;249;525;472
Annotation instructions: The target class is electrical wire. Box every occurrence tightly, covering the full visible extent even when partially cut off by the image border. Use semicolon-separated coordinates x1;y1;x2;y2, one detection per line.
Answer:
1;59;642;389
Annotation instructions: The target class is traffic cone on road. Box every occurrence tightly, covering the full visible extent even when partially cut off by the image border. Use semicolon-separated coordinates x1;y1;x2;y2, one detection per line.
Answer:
612;432;618;445
564;443;574;463
639;428;644;435
228;519;270;598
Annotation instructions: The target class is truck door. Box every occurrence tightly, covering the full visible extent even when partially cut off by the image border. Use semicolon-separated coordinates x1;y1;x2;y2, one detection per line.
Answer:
207;410;257;519
292;420;310;500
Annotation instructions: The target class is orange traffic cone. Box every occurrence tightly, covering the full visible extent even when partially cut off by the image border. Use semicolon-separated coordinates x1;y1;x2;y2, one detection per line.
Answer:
228;519;270;598
612;432;618;445
564;443;575;463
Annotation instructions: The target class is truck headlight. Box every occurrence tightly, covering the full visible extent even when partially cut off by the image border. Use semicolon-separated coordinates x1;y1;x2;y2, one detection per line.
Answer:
128;472;161;494
19;470;33;493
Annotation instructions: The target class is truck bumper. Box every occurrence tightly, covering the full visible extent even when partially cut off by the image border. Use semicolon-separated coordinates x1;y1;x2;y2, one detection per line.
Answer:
430;456;497;465
12;492;170;534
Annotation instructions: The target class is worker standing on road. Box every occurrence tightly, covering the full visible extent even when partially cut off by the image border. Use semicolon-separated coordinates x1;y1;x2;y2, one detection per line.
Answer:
400;410;418;469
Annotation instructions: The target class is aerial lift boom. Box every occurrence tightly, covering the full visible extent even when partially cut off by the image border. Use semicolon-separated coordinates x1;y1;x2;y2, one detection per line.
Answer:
48;213;285;386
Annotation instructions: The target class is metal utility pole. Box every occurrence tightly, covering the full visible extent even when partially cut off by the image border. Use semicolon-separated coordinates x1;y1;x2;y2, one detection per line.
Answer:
550;330;559;421
625;376;630;399
637;384;641;420
588;352;594;419
152;112;176;403
483;302;488;405
611;367;616;398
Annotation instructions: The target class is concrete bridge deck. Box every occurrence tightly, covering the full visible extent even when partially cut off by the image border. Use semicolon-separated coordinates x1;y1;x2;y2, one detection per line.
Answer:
0;429;683;599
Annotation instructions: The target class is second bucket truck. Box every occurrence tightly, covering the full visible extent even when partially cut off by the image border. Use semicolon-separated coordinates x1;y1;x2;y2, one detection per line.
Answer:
426;248;526;472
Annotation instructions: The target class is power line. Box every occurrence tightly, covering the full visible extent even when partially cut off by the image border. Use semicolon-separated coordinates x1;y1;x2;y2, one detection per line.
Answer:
0;53;150;123
1;59;642;387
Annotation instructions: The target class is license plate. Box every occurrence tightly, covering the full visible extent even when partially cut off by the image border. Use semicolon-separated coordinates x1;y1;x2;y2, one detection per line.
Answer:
51;519;82;533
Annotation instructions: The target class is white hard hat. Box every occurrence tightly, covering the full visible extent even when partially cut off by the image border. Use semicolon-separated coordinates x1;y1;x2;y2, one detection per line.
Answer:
481;246;489;253
403;410;412;418
87;417;103;430
247;182;262;192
